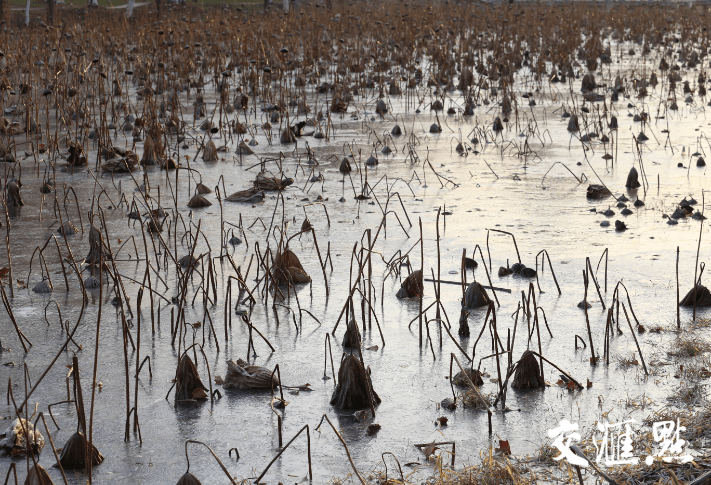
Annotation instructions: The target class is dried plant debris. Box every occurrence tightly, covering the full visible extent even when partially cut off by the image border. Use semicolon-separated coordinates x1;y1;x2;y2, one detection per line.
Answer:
0;418;44;456
253;172;293;191
226;188;265;203
221;359;278;390
5;3;711;484
587;184;612;199
667;336;711;357
453;368;484;387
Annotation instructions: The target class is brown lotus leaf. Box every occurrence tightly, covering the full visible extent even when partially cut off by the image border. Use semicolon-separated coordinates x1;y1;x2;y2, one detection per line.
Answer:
222;358;278;390
330;354;381;410
175;355;208;401
272;249;311;285
187;194;212;208
196;183;212;194
59;431;103;470
586;184;612;199
226;187;265;203
203;140;218;161
511;350;543;389
396;270;423;298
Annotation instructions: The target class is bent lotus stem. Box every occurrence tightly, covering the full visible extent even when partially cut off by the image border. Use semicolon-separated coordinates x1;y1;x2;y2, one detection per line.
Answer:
0;281;31;352
471;244;500;307
585;257;606;309
535;249;562;296
595;248;609;293
3;462;17;485
324;333;336;385
33;413;69;485
381;452;405;484
183;440;238;485
450;354;492;435
269;364;284;402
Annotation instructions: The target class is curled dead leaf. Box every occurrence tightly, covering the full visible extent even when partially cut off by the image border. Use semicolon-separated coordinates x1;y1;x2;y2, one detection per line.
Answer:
423;442;438;457
495;439;511;455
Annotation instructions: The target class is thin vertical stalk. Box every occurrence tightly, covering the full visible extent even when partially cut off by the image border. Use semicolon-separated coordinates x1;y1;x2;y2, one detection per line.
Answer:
88;245;103;481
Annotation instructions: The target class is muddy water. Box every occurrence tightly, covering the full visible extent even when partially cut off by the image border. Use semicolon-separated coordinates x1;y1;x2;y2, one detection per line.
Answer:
1;47;711;484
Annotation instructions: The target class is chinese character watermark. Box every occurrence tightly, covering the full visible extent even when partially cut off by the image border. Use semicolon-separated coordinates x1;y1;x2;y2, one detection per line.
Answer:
548;419;588;467
645;419;693;465
594;419;639;466
548;419;693;468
